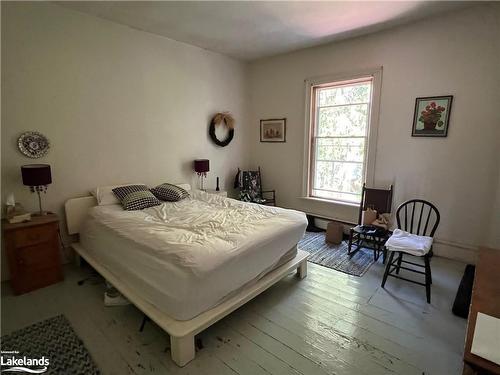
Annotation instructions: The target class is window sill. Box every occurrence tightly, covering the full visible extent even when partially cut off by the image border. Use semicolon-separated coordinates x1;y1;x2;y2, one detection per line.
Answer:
299;196;359;208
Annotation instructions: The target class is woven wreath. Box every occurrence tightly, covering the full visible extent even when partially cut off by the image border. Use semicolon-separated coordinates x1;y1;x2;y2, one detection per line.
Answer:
209;112;234;147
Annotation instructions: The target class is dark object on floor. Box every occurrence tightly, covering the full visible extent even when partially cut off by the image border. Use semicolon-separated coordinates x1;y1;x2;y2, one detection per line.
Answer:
306;214;323;232
298;232;375;276
235;167;276;205
348;183;393;262
139;315;150;332
1;315;100;374
452;264;475;318
196;338;204;350
382;199;440;303
77;270;102;286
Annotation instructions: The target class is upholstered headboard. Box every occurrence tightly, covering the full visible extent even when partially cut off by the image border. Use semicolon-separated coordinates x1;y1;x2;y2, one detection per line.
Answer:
64;183;192;235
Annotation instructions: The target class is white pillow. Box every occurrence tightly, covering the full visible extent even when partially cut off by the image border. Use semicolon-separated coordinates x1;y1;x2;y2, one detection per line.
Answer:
90;183;145;206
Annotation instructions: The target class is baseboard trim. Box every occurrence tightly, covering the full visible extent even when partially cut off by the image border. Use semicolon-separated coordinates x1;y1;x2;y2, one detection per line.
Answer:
433;239;478;264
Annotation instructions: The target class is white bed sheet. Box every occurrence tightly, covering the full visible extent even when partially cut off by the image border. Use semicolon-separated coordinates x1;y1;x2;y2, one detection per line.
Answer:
80;190;307;320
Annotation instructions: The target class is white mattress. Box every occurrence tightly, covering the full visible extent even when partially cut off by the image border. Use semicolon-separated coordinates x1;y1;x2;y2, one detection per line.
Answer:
80;190;307;320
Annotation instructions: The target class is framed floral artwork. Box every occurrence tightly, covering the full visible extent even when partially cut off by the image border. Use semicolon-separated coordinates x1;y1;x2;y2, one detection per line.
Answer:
412;95;453;137
260;118;286;142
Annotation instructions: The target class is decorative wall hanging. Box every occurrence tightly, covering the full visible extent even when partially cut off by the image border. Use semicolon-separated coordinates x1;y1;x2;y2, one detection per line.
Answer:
209;112;234;147
18;131;50;158
260;118;286;142
412;96;453;137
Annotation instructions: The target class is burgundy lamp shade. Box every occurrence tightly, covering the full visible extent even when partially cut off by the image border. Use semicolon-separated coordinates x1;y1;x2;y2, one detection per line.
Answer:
194;159;209;174
21;164;52;186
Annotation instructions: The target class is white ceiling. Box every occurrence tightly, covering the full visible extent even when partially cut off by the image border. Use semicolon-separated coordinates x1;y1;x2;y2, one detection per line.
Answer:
57;1;472;61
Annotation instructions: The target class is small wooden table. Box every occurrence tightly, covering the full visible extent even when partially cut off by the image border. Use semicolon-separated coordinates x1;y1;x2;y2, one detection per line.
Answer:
463;247;500;374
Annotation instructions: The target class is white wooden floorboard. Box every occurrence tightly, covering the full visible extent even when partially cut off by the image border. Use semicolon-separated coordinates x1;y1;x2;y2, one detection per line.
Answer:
1;254;467;375
240;298;422;374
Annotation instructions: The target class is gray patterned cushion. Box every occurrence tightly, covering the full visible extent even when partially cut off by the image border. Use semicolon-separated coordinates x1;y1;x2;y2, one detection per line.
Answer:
121;191;162;211
150;183;189;202
112;184;149;202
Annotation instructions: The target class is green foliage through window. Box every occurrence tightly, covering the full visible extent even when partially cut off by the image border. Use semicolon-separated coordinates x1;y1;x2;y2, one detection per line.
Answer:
310;79;372;203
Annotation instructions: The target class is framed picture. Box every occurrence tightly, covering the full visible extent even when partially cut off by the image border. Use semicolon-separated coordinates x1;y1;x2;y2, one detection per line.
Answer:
412;95;453;137
260;118;286;142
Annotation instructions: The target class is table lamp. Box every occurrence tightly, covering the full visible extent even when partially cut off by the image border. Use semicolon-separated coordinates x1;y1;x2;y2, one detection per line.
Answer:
21;164;52;215
194;159;209;191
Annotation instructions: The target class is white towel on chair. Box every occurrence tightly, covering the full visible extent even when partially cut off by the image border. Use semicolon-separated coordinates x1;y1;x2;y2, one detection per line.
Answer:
385;229;433;256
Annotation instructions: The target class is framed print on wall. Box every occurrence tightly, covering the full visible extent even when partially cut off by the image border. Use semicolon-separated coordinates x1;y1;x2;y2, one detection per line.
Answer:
260;118;286;142
412;95;453;137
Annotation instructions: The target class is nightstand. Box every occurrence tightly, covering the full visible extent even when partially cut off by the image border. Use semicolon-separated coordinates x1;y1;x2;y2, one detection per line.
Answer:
2;214;63;295
205;189;228;197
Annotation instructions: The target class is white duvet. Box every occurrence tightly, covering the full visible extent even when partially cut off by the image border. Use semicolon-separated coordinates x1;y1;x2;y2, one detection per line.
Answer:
80;190;307;320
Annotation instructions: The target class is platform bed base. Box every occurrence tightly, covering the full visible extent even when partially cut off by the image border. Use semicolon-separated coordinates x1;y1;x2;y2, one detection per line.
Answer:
72;243;308;367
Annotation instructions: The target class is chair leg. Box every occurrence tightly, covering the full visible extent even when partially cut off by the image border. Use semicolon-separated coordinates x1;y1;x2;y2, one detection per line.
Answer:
428;248;433;284
424;255;432;303
428;259;432;285
383;247;387;264
395;252;403;274
348;230;353;254
381;251;395;288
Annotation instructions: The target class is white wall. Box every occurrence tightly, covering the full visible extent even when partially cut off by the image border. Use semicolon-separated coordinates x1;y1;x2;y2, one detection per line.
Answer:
249;4;500;261
1;2;250;278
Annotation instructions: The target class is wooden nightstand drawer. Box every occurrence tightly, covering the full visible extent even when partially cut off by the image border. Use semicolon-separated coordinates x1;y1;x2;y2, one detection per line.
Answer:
17;243;59;271
14;224;55;248
15;266;63;295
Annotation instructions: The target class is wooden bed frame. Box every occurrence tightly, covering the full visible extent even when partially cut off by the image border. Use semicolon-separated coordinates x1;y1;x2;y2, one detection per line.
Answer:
64;196;309;367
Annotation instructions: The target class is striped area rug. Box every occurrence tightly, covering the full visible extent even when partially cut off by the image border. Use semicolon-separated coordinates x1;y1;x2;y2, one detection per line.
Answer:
298;231;375;276
1;315;100;374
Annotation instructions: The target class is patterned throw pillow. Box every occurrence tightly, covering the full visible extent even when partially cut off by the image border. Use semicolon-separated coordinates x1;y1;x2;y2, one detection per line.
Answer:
112;184;148;202
121;191;162;211
150;183;190;202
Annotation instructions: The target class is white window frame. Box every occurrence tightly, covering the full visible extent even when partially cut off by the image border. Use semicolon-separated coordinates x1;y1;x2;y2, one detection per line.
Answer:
302;67;382;206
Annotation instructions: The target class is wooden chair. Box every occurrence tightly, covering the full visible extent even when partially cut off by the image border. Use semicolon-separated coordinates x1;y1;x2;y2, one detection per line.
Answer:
348;183;393;262
236;167;276;206
381;199;440;303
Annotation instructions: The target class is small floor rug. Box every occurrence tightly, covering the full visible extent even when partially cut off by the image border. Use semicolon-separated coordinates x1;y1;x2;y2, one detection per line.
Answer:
1;315;100;375
298;231;375;276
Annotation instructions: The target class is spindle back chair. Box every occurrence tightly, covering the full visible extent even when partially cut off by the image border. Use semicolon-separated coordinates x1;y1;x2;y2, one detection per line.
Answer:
397;199;440;237
382;199;440;303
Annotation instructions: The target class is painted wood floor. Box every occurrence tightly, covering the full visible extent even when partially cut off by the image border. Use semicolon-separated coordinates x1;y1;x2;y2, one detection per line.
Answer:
1;255;467;375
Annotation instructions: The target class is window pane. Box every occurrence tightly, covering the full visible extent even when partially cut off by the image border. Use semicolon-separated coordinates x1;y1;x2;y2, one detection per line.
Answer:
318;82;371;107
317;104;368;137
311;189;361;204
313;161;363;195
309;78;374;204
316;138;365;162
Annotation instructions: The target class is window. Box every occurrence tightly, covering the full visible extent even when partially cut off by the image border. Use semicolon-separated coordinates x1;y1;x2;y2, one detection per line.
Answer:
304;70;381;204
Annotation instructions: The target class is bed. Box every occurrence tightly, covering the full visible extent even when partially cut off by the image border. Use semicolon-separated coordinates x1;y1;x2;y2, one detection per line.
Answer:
65;187;308;367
